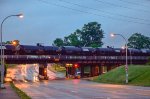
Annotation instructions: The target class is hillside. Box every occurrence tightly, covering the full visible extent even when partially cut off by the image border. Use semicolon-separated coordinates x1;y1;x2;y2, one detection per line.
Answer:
93;65;150;86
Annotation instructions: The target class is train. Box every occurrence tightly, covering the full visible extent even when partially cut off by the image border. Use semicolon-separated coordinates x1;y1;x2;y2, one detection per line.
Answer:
3;44;150;57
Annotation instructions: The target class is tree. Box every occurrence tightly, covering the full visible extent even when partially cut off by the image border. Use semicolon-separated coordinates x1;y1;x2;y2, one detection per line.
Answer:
53;38;64;47
53;22;104;47
64;33;81;46
127;33;150;49
4;40;20;46
5;41;12;44
63;36;70;46
80;22;104;47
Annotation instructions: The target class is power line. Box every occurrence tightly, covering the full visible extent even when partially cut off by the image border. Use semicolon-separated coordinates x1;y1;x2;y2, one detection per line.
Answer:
36;0;150;26
94;0;150;14
117;0;150;8
58;0;150;22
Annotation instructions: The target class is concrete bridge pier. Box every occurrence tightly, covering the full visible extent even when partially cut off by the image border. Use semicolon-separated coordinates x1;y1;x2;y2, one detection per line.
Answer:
65;67;68;78
71;67;76;76
66;66;72;78
107;65;112;72
95;65;99;76
39;63;48;80
80;65;85;78
99;65;103;75
90;65;94;77
65;64;122;78
79;64;105;78
65;64;78;78
90;65;101;77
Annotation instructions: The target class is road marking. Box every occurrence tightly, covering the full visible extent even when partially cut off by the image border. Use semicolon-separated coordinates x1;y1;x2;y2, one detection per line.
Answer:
94;97;111;99
71;90;77;93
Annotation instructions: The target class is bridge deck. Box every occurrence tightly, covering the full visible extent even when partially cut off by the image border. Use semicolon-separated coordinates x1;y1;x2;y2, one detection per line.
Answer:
3;55;148;64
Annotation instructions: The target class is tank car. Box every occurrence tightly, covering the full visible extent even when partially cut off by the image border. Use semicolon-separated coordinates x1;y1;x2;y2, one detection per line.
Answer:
16;45;44;55
58;46;82;55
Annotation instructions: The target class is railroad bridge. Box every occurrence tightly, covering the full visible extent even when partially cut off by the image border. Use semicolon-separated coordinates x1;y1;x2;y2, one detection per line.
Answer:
3;54;149;79
1;44;150;79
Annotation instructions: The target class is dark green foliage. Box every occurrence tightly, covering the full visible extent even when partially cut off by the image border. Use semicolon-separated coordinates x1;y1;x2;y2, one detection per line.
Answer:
80;22;104;47
53;38;64;47
53;22;104;47
63;33;81;46
127;33;150;49
5;41;12;44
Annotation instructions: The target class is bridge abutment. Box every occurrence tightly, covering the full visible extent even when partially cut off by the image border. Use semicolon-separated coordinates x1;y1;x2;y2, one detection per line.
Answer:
65;63;123;78
81;65;84;78
99;65;103;75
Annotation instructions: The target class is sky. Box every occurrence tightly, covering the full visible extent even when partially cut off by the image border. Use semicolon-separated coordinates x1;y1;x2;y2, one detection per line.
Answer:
0;0;150;48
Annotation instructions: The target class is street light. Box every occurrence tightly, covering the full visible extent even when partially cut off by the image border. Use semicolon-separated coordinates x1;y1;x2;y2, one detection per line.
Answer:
12;40;20;47
130;49;132;65
110;33;128;84
12;41;17;45
0;13;23;89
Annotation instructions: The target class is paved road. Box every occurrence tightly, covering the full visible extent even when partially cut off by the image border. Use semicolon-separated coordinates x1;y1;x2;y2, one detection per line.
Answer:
15;80;150;99
0;83;20;99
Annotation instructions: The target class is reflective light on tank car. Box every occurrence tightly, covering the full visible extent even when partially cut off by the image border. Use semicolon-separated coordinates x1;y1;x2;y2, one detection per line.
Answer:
121;46;125;49
110;33;115;37
33;64;37;66
12;41;17;45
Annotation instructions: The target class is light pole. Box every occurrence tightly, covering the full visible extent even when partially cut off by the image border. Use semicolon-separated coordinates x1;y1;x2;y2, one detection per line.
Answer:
111;33;128;84
0;14;23;89
130;49;132;65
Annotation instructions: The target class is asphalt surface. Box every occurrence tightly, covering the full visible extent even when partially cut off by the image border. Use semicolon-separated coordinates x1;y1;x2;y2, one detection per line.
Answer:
14;79;150;99
0;83;20;99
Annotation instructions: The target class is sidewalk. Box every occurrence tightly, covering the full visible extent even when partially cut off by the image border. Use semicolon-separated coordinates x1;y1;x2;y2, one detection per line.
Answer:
0;83;20;99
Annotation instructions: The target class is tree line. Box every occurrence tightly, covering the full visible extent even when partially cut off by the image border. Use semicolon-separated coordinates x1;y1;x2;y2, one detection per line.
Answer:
53;22;104;48
53;22;150;49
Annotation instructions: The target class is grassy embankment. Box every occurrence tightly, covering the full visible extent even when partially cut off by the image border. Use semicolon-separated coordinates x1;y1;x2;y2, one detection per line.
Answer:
92;65;150;86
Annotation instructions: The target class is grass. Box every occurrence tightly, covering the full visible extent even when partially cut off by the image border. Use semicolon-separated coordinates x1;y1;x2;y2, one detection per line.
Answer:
6;64;19;68
48;64;66;73
10;82;31;99
92;65;150;86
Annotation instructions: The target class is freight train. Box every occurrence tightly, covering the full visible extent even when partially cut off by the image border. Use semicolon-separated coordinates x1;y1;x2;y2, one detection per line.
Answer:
4;44;150;57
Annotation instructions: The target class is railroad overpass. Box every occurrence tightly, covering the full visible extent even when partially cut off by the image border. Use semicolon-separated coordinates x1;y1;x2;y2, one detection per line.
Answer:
3;54;149;79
